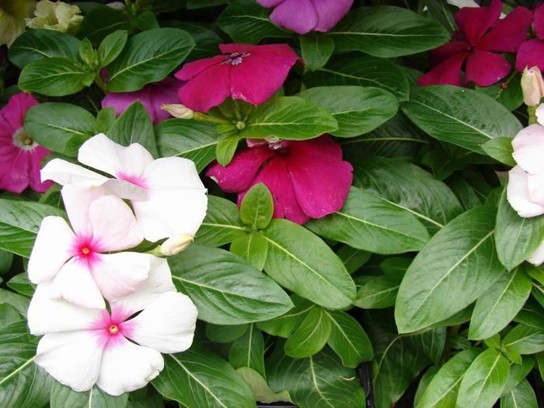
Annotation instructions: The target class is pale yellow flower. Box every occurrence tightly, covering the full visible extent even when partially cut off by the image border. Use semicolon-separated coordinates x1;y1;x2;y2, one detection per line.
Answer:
0;0;36;46
26;0;83;33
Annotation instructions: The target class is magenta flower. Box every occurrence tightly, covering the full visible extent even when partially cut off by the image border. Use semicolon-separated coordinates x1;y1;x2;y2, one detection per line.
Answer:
102;77;181;124
207;136;353;224
174;43;299;112
516;5;544;72
418;0;531;87
257;0;353;35
0;93;52;193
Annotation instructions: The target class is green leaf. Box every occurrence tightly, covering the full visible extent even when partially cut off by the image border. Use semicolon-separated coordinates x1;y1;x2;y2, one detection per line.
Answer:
205;323;248;344
239;183;274;230
503;324;544;355
0;304;23;327
9;29;80;69
337;245;371;274
107;28;195;92
353;157;463;234
153;346;255;408
108;102;158;157
329;6;449;58
215;134;241;166
268;347;366;408
169;244;293;324
229;324;266;378
195;196;246;247
469;268;532;340
324;310;373;368
481;137;516;166
307;187;430;254
25;103;97;157
0;289;30;315
7;274;35;297
76;6;130;45
354;276;400;309
501;356;535;396
19;57;90;96
262;219;356;309
50;382;128;407
156;119;220;172
216;0;289;44
0;199;65;257
416;348;481;408
238;96;338;140
299;33;335;72
495;190;544;270
395;206;507;333
284;307;331;358
304;54;410;101
0;322;51;408
500;379;538;408
257;296;313;338
230;233;269;271
402;85;522;154
298;86;398;138
98;30;128;67
236;367;291;405
457;348;510;408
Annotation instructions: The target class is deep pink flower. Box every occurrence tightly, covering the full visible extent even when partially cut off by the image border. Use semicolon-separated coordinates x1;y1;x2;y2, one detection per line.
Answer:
102;77;181;125
175;43;299;112
418;0;531;87
0;93;52;193
257;0;353;35
516;5;544;72
207;136;353;224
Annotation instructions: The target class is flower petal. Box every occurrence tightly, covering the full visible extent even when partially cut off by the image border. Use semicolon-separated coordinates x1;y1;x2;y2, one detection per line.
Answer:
54;258;105;309
268;0;317;34
313;0;353;32
35;331;104;393
465;50;510;86
0;93;38;132
528;172;544;204
429;40;468;67
418;52;467;86
28;146;53;193
97;336;163;396
40;158;107;186
507;166;544;218
534;5;544;40
143;157;206;191
257;0;284;7
515;40;544;72
512;124;544;174
455;0;502;46
177;62;230;112
28;216;74;284
125;292;197;353
478;6;532;53
61;184;106;238
527;241;544;266
174;54;225;81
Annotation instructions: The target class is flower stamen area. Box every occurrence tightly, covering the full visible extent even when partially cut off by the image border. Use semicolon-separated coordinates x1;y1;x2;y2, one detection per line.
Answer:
12;128;36;150
222;52;251;66
108;324;119;335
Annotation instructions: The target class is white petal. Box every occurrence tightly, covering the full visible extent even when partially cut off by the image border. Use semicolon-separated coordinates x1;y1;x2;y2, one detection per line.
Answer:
143;157;206;190
527;172;544;204
61;184;106;237
536;104;544;126
134;189;207;242
92;253;152;302
78;133;153;178
112;257;175;313
127;292;197;353
97;336;163;396
88;195;143;251
55;258;105;309
528;241;544;265
41;158;107;186
35;331;104;392
103;179;149;201
512;124;544;174
28;216;74;284
507;166;544;218
28;283;104;335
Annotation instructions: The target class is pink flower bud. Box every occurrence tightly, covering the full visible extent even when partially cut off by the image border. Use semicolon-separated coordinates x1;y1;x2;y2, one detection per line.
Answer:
521;66;544;106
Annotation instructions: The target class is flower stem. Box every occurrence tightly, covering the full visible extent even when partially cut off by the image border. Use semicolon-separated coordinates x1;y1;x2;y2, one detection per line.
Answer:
528;105;538;125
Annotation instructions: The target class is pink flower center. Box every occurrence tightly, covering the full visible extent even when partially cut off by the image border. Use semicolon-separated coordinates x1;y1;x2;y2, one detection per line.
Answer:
72;237;100;266
222;52;251;66
92;308;136;349
12;128;37;151
116;172;148;189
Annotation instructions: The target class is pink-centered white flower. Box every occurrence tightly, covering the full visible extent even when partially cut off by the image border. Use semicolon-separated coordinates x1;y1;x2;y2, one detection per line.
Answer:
41;133;208;242
28;257;198;396
28;184;151;309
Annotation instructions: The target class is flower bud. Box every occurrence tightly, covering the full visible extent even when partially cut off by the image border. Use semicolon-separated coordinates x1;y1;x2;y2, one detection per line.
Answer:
160;234;194;256
161;104;194;119
521;66;544;106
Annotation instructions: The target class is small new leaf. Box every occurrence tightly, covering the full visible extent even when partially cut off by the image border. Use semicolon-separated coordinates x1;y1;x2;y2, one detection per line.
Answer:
240;183;274;230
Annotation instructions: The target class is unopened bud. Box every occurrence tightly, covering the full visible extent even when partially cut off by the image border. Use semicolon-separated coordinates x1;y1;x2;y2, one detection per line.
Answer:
521;66;544;106
161;104;194;119
160;234;194;256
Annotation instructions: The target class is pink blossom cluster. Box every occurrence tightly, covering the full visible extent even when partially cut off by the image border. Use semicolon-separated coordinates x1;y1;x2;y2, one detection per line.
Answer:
26;134;207;395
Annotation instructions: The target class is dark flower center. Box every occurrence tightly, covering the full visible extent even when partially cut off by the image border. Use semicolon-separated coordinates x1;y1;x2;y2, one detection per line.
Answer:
223;52;251;66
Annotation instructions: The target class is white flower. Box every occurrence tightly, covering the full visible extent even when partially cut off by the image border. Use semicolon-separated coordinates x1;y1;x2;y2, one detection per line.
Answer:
28;257;198;396
42;134;208;242
26;0;83;33
28;184;151;309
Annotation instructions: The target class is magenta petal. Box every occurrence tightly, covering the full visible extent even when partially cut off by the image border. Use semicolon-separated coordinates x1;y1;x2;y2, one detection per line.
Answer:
455;0;502;45
28;147;53;193
206;146;275;193
312;0;353;32
102;88;150;117
418;52;467;86
465;50;511;86
174;55;225;81
515;40;544;72
0;93;38;133
478;6;532;53
429;40;467;67
535;5;544;40
148;78;182;123
178;63;230;112
269;0;318;35
0;150;30;193
288;135;343;160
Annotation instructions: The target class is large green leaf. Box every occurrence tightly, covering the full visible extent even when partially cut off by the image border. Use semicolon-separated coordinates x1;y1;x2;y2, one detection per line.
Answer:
262;219;356;309
503;324;544;355
329;6;449;57
0;199;65;257
153;346;255;408
402;86;522;154
229;324;265;378
25;103;96;157
307;187;429;254
169;245;293;324
230;233;269;271
354;276;400;309
238;96;338;140
195;196;246;247
299;33;335;71
304;54;409;101
284;307;331;358
50;382;128;407
395;206;506;333
257;296;313;338
107;28;194;92
500;379;539;408
76;6;130;44
97;30;128;67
